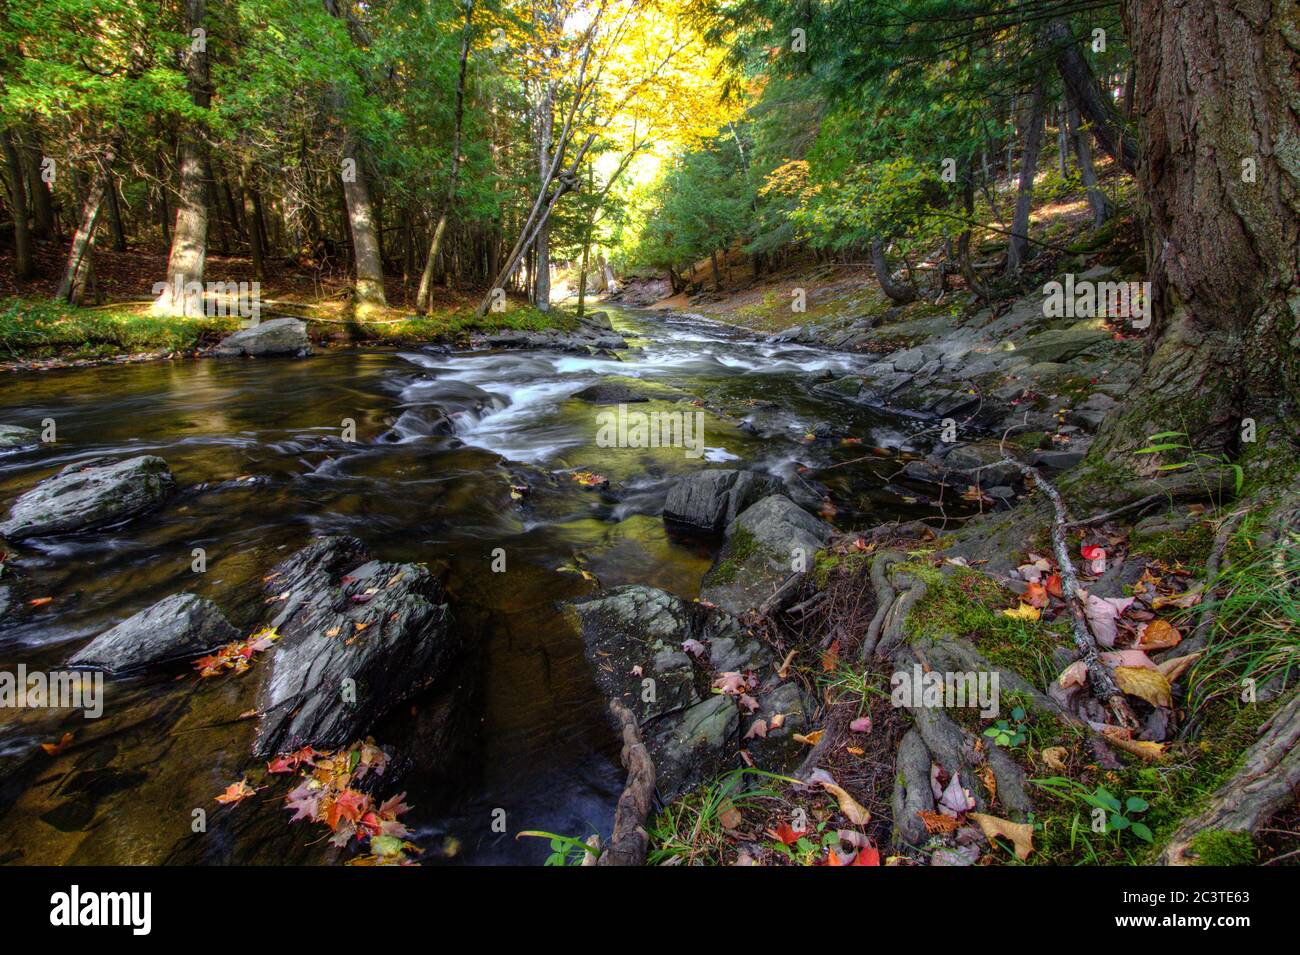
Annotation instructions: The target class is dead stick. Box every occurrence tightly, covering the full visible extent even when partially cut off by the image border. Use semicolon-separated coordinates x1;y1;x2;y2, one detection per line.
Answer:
1001;458;1139;728
597;699;656;866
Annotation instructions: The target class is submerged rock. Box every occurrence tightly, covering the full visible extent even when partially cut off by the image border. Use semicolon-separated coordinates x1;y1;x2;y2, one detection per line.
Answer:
0;425;39;452
565;584;810;800
0;455;175;540
700;494;835;615
662;469;778;534
69;593;238;673
572;382;648;404
211;318;312;358
253;536;456;757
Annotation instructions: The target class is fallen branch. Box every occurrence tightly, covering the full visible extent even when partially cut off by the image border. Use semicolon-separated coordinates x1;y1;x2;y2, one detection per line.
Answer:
1002;458;1139;728
597;699;656;866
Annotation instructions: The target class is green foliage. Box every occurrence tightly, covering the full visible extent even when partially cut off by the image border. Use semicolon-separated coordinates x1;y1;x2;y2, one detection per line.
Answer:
1186;830;1256;867
984;706;1027;747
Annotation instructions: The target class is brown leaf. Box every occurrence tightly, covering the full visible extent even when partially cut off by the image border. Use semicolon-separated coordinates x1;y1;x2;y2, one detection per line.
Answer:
717;799;742;830
793;729;824;746
970;812;1034;860
40;731;74;755
917;810;960;834
1157;651;1203;684
820;639;841;672
977;764;997;804
1040;746;1069;772
820;780;871;825
1137;619;1182;651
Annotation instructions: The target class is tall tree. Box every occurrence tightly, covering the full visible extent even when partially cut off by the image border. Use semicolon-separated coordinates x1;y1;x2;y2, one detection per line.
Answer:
153;0;212;316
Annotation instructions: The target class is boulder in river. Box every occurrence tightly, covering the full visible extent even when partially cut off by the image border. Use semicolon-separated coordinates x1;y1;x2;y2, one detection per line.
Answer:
0;455;175;540
565;584;811;800
662;468;779;534
211;318;313;358
571;382;648;404
700;494;835;616
69;593;239;673
253;535;457;757
0;425;39;452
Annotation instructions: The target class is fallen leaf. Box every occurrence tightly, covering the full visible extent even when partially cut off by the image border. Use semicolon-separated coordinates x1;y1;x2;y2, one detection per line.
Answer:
793;729;824;746
1023;581;1048;609
1081;544;1107;575
1002;603;1041;621
1157;651;1203;684
1137;619;1182;651
1040;746;1068;772
216;779;259;805
1081;592;1135;647
745;719;767;739
28;596;53;608
1101;728;1169;761
1114;666;1173;708
970;812;1034;860
918;810;960;834
977;764;997;803
819;779;871;825
821;638;841;672
768;821;807;845
40;731;74;755
717;799;742;829
849;715;872;733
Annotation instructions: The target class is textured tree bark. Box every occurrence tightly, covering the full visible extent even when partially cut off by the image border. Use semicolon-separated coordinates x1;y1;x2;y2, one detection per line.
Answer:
871;237;917;304
1047;17;1139;175
339;138;387;311
1;129;33;279
533;83;556;312
239;162;265;281
1092;0;1300;463
153;0;211;317
56;159;112;304
104;171;128;252
1006;80;1046;273
596;700;655;866
1065;90;1113;228
19;130;55;239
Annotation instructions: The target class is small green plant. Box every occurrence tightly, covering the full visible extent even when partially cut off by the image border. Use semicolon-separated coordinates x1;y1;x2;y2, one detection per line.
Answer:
516;829;599;866
984;706;1027;747
1033;777;1154;849
1136;430;1243;495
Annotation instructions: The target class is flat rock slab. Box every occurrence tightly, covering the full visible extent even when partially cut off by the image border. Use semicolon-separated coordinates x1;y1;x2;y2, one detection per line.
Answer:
211;318;312;357
69;593;238;673
700;495;834;615
0;455;175;540
565;584;810;800
253;536;456;757
662;469;779;534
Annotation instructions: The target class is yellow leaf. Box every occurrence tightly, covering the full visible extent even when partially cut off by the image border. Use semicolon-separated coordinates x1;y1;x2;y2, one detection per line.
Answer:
970;812;1034;860
793;729;823;746
1102;728;1169;762
819;780;871;825
1002;603;1041;621
1114;666;1173;707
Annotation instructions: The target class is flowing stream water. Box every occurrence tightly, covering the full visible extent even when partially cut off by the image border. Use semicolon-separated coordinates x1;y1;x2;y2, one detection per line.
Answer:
0;306;949;864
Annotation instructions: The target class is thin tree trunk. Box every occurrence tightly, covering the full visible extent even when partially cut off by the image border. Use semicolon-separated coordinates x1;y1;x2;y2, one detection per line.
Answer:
1;129;33;279
1047;17;1139;175
533;83;556;312
56;156;113;304
105;172;128;252
239;162;265;281
1007;79;1047;273
20;131;55;239
1065;90;1113;228
417;0;472;313
153;0;211;316
709;249;722;291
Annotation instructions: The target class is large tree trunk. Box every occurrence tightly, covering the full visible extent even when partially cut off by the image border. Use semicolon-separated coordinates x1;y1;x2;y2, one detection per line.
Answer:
1065;89;1113;229
871;237;917;304
1091;0;1300;468
1046;17;1140;175
1;129;33;279
153;0;211;317
339;138;387;311
1006;80;1046;273
239;162;265;281
416;0;472;313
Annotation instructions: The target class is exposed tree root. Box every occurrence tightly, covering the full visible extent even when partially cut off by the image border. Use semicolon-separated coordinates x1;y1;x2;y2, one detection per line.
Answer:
1158;687;1300;865
597;700;656;867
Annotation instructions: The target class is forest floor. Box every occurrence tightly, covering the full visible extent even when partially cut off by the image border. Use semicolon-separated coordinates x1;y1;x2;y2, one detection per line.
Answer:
0;240;570;369
598;164;1299;868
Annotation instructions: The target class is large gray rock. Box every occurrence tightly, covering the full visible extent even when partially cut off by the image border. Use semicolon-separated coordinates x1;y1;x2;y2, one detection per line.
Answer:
700;495;834;615
0;425;39;451
1013;328;1109;364
572;382;648;404
253;536;456;757
565;584;810;800
69;593;238;673
662;469;778;533
212;318;312;357
0;456;175;540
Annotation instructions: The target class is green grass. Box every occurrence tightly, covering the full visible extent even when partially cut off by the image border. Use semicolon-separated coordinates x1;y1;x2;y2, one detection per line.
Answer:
0;297;240;359
646;768;788;866
0;296;578;361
